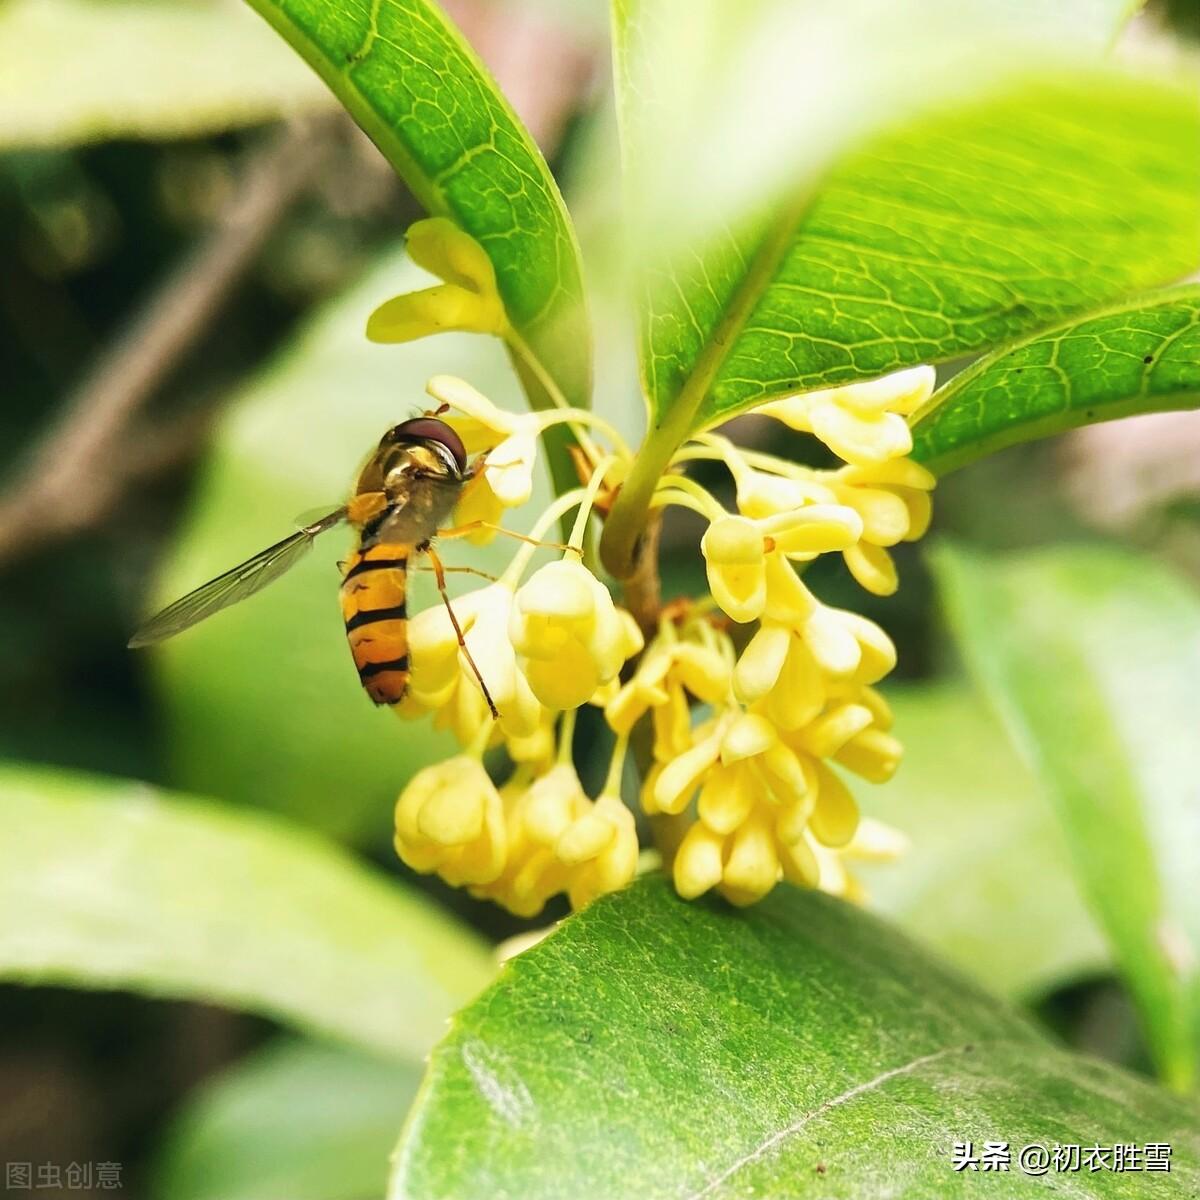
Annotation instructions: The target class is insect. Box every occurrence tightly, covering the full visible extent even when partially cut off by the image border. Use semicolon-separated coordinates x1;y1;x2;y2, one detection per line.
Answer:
129;414;500;714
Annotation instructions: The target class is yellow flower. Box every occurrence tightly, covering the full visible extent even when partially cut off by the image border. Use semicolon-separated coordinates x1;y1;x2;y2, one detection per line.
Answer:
653;712;810;822
560;792;639;910
426;374;538;541
366;218;508;343
394;757;507;886
700;515;766;623
701;509;861;624
469;765;639;915
827;459;936;596
469;767;582;917
509;558;642;710
605;629;731;738
757;365;935;466
404;581;542;740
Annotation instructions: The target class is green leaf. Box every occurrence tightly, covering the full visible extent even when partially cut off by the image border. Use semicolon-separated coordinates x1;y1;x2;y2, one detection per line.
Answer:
0;761;492;1058
933;543;1200;1091
0;0;333;148
393;876;1200;1198
148;247;547;840
243;0;590;411
599;63;1199;575
651;76;1199;431
913;287;1200;474
156;1037;418;1200
862;685;1108;1000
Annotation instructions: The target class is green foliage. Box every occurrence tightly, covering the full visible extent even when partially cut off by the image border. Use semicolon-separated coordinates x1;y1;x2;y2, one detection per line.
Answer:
0;0;333;148
0;762;492;1058
156;1037;418;1200
934;544;1200;1090
913;287;1200;474
613;54;1199;432
149;248;544;840
242;0;590;411
863;686;1107;1000
599;58;1200;574
394;876;1200;1199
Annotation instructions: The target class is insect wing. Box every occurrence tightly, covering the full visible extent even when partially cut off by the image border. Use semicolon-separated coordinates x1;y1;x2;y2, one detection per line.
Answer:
128;508;347;647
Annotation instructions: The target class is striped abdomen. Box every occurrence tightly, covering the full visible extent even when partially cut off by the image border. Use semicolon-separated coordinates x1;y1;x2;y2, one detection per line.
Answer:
340;542;411;705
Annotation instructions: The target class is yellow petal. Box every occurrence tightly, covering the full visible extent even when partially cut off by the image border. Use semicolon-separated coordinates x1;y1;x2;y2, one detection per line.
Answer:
366;285;504;343
452;477;505;544
762;504;863;555
702;516;767;623
809;401;912;466
525;764;586;842
832;366;935;415
653;733;722;814
900;487;933;541
557;808;616;864
721;813;779;902
798;703;875;757
835;728;903;783
485;430;537;507
779;833;821;888
523;636;602;710
843;542;899;596
809;762;859;848
839;611;897;684
764;639;826;731
734;622;791;703
673;643;730;704
406;217;497;293
839;458;936;490
673;821;726;899
801;607;862;678
426;373;515;434
847;816;910;861
837;485;911;545
697;763;754;834
418;781;485;846
759;741;811;808
762;554;816;626
720;712;777;764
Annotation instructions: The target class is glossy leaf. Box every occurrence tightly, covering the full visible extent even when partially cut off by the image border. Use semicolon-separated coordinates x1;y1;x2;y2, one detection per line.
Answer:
639;76;1200;433
0;762;493;1059
934;543;1200;1091
147;248;547;840
913;287;1200;474
156;1037;418;1200
862;685;1107;1000
393;876;1200;1199
0;0;332;148
244;0;590;411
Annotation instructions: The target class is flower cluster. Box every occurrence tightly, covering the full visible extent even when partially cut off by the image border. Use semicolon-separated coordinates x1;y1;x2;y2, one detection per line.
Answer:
371;219;930;915
647;366;935;905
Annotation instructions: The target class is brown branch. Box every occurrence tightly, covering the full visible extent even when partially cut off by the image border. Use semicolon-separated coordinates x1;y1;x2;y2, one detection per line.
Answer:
620;508;664;637
0;116;336;565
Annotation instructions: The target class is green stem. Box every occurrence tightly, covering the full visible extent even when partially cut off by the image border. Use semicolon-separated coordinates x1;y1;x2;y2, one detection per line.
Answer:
599;193;809;578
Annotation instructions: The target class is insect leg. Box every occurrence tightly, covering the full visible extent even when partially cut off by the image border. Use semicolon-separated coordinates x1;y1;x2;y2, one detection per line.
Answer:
413;563;499;582
439;520;570;552
424;544;500;720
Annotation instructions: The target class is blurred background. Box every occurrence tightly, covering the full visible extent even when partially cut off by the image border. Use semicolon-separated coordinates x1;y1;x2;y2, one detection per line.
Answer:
1;0;1198;1196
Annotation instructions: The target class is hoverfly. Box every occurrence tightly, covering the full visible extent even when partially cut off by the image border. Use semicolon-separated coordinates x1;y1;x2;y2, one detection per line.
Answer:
129;414;499;714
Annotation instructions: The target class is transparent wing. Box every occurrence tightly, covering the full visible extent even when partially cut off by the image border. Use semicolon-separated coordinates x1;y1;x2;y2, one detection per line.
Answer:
128;508;347;648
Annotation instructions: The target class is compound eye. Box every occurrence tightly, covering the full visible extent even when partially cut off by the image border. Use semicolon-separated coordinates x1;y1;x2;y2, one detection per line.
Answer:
391;417;467;474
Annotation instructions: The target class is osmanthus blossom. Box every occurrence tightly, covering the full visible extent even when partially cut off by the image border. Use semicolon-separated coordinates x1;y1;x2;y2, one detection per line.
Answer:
370;218;932;915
